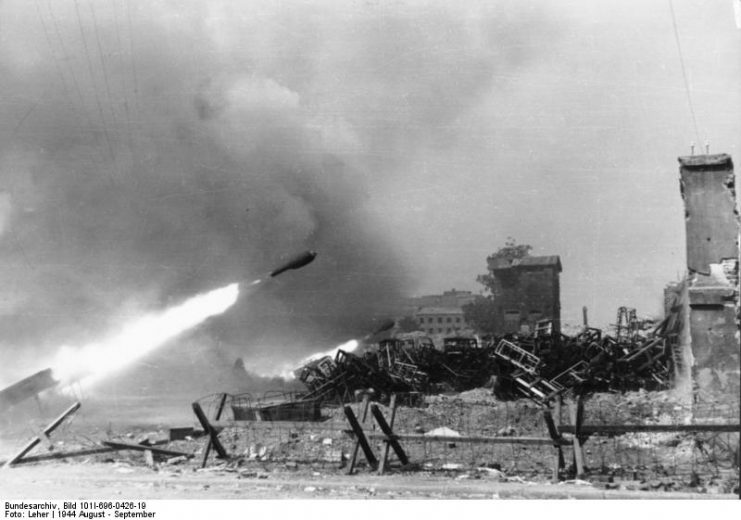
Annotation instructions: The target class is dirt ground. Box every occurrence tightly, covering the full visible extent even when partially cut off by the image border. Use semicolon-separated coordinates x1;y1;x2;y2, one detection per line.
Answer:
1;462;731;500
0;390;738;500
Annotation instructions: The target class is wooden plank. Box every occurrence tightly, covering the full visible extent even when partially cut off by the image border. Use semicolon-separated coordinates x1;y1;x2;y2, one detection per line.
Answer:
101;441;192;458
361;433;567;446
343;405;377;470
36;431;54;451
192;402;227;464
347;395;370;475
144;450;155;468
3;401;81;469
0;446;116;465
570;399;585;479
379;394;398;474
201;393;229;467
543;408;564;482
370;404;408;466
559;424;741;434
210;420;341;430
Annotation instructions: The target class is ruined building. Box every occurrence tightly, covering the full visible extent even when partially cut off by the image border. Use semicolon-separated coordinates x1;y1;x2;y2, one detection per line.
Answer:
677;153;740;405
414;306;468;336
487;255;562;334
402;289;477;312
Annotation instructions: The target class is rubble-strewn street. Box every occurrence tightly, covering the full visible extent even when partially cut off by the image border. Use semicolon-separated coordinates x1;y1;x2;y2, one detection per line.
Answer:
1;388;737;499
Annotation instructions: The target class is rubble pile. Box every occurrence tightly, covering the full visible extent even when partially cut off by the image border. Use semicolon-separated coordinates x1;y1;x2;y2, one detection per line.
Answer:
489;324;677;403
293;314;680;406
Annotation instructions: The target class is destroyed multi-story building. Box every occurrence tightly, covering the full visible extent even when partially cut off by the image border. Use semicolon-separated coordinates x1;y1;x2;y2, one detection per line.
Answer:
486;255;562;334
404;289;477;310
675;153;740;407
414;306;468;336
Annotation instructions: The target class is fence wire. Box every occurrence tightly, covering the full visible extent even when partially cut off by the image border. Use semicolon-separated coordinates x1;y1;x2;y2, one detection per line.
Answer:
193;390;739;491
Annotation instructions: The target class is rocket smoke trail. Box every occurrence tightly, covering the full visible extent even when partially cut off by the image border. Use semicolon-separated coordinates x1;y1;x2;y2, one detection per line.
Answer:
51;283;239;389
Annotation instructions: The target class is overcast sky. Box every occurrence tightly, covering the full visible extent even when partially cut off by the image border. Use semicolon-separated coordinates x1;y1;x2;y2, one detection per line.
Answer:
1;0;739;376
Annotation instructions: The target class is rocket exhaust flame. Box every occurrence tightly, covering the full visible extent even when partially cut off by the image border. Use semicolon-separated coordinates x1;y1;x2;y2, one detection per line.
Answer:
269;338;361;381
301;338;359;365
51;283;240;389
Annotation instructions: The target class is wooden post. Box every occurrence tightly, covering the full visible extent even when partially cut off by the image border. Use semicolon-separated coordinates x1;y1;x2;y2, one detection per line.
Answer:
144;450;155;468
370;404;408;466
543;408;564;482
201;393;229;467
379;394;398;474
344;404;378;471
192;402;227;466
347;395;371;474
570;397;585;478
3;401;81;469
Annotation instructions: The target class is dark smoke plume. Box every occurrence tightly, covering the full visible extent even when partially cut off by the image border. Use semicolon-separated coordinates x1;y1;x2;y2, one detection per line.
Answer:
0;0;554;384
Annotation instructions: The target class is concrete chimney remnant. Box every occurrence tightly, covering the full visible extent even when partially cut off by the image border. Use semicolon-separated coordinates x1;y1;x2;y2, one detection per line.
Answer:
678;153;740;407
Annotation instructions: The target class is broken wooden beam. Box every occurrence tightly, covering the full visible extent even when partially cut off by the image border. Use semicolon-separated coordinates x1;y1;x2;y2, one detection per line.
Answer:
101;441;192;459
360;433;569;446
347;394;371;475
370;403;408;466
568;398;585;479
201;393;229;467
3;401;81;469
379;394;398;475
343;404;378;470
559;423;741;434
543;408;565;482
0;446;117;466
192;401;227;465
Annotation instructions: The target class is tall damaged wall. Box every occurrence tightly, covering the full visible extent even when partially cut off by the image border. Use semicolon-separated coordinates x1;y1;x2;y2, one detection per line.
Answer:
678;154;740;405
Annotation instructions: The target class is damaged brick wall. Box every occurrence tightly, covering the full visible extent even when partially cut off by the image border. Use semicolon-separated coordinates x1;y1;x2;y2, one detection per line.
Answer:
488;256;562;334
678;153;740;408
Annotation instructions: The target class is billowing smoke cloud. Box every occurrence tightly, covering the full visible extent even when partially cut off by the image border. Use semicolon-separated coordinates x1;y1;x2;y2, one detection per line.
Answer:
0;0;557;385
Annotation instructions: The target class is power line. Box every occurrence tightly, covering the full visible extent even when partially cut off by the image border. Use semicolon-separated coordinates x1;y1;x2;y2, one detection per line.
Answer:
33;0;72;102
11;104;36;138
73;0;117;167
45;0;88;109
89;1;121;147
110;0;137;168
42;0;109;173
125;1;141;111
668;0;703;147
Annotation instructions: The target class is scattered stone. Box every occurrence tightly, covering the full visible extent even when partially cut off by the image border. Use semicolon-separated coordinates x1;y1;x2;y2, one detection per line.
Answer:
425;427;461;437
475;467;505;481
497;426;517;437
165;455;188;465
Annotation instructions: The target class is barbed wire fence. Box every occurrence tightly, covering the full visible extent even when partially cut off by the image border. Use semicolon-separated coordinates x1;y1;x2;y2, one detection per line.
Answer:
193;390;739;491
